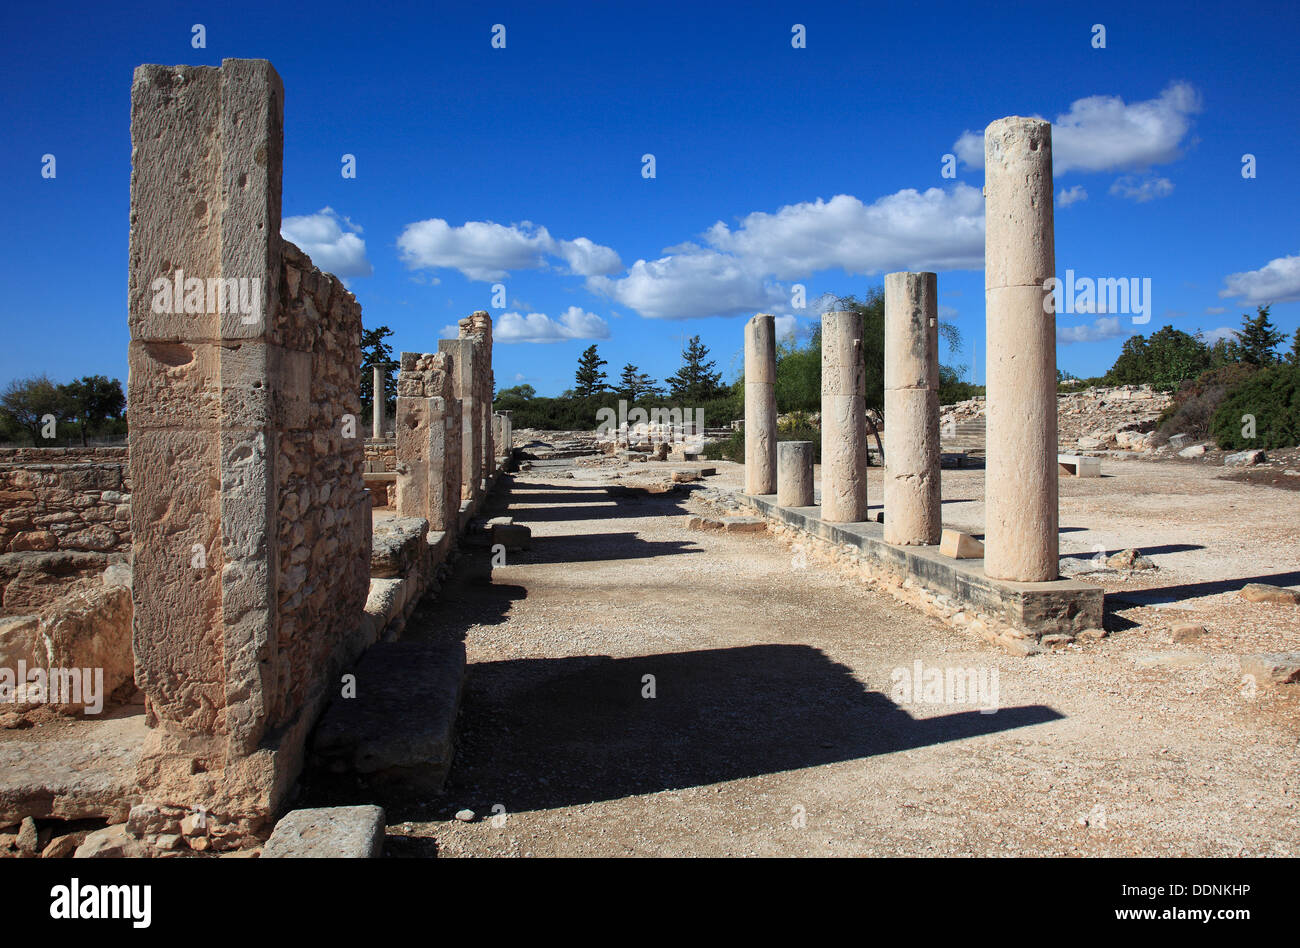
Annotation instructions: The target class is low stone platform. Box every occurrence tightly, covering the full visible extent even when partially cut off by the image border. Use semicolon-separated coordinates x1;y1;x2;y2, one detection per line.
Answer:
742;493;1103;636
0;711;145;824
306;638;466;802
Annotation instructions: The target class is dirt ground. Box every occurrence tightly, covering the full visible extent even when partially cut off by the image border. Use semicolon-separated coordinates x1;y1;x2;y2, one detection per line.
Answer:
383;455;1299;857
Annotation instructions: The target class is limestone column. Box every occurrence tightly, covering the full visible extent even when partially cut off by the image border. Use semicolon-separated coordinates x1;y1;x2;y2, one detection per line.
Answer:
883;272;941;545
984;117;1059;581
744;313;777;495
372;365;386;439
777;441;814;507
820;311;867;522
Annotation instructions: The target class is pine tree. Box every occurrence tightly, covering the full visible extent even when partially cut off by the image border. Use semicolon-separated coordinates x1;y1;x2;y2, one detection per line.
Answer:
1287;329;1300;366
616;363;660;401
1235;304;1285;365
665;336;725;402
574;344;609;397
359;325;396;422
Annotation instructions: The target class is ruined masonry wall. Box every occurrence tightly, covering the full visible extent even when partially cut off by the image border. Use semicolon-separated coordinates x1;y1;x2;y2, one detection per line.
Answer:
0;449;131;556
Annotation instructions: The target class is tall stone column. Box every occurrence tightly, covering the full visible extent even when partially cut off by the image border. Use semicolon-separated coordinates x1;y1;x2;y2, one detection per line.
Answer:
372;364;386;439
438;335;481;504
984;116;1059;581
396;351;461;532
883;272;941;546
744;313;777;495
127;59;370;832
820;310;867;522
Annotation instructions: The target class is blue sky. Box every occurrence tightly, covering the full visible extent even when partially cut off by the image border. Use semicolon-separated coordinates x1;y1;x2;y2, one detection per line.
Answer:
3;0;1299;396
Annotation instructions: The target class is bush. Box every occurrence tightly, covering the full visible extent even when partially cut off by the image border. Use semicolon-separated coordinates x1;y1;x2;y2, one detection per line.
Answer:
1153;363;1258;444
1210;364;1300;450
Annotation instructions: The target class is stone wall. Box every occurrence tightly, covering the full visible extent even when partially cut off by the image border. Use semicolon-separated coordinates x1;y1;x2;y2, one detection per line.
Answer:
0;448;131;557
127;58;371;839
364;439;396;473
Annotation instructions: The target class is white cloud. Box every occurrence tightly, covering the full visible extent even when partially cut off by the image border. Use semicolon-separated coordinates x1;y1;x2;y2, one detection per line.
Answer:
396;219;621;281
587;249;788;321
589;185;984;321
703;185;986;277
1057;316;1131;344
1109;175;1174;202
1202;326;1238;345
955;82;1201;176
774;314;798;341
438;324;459;340
1219;252;1300;304
1204;306;1227;315
1058;185;1088;207
495;306;611;343
281;207;373;278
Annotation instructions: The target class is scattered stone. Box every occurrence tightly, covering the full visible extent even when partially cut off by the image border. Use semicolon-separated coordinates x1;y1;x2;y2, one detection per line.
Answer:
1171;623;1207;643
16;816;39;853
671;470;700;483
1040;633;1075;648
721;517;766;534
1167;433;1193;450
1106;548;1156;571
1240;652;1300;686
262;805;387;859
0;712;29;730
1239;583;1300;605
1224;449;1266;467
189;836;211;852
74;823;147;858
41;834;79;858
1177;443;1206;458
491;523;532;551
155;834;184;851
939;530;984;559
1078;627;1108;641
455;809;476;823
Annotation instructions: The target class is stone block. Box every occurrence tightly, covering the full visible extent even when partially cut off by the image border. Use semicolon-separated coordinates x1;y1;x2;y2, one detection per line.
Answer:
262;805;386;858
939;530;985;559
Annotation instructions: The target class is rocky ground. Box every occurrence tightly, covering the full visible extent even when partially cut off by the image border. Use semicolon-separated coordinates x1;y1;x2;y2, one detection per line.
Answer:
378;450;1299;858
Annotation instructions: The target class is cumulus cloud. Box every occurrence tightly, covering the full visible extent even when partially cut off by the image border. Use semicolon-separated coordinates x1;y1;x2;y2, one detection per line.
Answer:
396;219;621;281
774;314;798;341
587;249;788;321
1058;185;1088;207
494;306;611;343
1109;175;1174;202
1202;326;1239;345
1057;316;1131;344
589;185;984;320
954;82;1201;176
1219;252;1300;304
703;185;986;277
281;207;373;278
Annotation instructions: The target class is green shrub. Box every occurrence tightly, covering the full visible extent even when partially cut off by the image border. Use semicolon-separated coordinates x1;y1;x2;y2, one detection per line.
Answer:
1154;363;1258;444
1210;364;1300;450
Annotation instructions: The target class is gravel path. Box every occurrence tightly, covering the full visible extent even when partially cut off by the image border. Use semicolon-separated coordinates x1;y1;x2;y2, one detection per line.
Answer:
384;465;1298;857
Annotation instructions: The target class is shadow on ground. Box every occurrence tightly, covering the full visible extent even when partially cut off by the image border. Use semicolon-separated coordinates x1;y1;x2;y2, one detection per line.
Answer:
428;644;1061;817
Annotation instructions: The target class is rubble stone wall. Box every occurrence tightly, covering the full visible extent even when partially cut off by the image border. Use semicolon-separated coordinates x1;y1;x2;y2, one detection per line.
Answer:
127;58;370;836
0;449;131;557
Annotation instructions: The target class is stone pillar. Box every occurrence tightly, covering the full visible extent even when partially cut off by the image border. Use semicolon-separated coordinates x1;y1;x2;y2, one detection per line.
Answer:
396;352;461;532
127;59;370;833
820;311;867;522
744;313;777;495
883;272;941;546
777;441;814;507
984;117;1059;581
438;336;481;505
372;364;386;439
